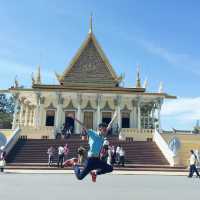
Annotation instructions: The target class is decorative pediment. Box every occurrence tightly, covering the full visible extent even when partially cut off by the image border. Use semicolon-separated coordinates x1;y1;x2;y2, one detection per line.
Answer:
57;33;120;87
82;100;96;110
45;103;56;110
63;100;77;110
101;101;114;111
121;105;131;113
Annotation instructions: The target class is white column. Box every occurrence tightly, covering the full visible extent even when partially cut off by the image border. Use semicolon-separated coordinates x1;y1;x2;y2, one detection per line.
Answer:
33;107;37;127
157;102;162;132
77;94;82;133
29;106;33;126
39;103;44;127
131;100;136;128
34;93;40;128
148;110;150;129
55;93;63;130
19;101;25;127
56;105;62;129
137;100;141;130
117;105;121;129
24;103;29;127
12;94;20;130
116;96;122;129
152;106;155;129
96;94;101;128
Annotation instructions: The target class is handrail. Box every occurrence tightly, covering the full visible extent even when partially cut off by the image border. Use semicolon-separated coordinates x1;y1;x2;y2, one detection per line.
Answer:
153;129;178;166
4;128;21;155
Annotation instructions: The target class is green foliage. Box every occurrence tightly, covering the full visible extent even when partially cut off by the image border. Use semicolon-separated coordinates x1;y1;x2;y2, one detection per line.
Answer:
0;94;14;128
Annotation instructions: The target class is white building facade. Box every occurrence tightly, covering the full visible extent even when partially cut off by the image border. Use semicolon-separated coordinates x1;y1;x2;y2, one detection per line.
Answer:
8;21;175;138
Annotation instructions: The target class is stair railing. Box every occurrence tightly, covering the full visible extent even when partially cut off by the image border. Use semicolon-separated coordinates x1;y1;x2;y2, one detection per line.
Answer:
153;128;179;166
4;128;21;155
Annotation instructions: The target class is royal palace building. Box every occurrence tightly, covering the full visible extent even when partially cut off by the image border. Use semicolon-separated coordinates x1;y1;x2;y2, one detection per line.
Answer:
5;18;176;139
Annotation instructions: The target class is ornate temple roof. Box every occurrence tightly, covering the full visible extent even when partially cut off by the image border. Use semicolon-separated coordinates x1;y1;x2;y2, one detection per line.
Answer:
56;32;120;87
5;17;176;100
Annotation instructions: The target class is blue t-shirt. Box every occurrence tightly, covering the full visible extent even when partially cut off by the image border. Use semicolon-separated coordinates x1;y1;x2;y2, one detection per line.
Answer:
87;129;104;157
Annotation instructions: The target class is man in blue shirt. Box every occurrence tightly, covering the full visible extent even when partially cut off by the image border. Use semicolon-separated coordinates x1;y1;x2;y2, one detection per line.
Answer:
67;111;117;182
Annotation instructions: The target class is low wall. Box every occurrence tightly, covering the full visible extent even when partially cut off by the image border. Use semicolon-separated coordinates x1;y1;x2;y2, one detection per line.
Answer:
162;133;200;166
119;128;153;141
0;129;13;140
20;127;55;139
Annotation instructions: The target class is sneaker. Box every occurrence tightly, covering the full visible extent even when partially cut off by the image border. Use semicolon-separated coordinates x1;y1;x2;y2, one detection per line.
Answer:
90;171;97;183
64;158;78;167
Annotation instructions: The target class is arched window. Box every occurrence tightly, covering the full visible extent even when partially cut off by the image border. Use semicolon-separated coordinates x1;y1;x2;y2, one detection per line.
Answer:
46;110;55;126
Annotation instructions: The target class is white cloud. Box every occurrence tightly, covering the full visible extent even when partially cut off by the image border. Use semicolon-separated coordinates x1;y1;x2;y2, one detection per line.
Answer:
137;38;200;76
161;97;200;129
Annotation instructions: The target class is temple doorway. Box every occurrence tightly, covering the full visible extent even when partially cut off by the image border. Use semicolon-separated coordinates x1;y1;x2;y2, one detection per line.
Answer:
102;111;112;125
65;111;75;133
101;112;112;134
84;111;93;129
122;112;130;128
46;110;55;126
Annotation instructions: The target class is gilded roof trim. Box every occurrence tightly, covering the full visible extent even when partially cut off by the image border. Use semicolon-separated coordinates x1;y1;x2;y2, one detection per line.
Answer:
60;32;119;84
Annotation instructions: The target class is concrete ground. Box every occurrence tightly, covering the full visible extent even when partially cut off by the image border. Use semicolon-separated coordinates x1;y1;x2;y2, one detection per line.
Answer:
0;172;199;200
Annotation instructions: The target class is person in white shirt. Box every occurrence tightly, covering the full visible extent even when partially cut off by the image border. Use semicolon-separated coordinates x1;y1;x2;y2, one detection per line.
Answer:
188;149;200;178
57;145;65;168
119;147;125;167
0;146;6;172
47;146;54;167
116;145;121;165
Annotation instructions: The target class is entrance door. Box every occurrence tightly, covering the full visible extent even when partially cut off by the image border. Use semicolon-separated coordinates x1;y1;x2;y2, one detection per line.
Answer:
122;112;130;128
46;110;55;126
102;112;112;135
84;111;93;129
102;112;112;125
65;111;75;133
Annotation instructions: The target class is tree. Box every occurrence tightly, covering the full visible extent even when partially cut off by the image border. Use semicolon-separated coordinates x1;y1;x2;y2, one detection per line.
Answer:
0;94;14;129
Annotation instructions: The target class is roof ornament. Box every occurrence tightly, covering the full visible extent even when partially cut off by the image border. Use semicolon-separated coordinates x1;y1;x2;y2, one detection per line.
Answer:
55;72;63;82
158;81;163;93
89;13;93;34
143;77;148;89
136;64;141;88
115;72;125;85
31;72;35;85
35;65;41;84
14;75;19;88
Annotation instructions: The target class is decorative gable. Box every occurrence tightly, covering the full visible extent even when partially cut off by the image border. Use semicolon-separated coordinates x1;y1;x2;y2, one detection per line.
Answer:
58;33;120;87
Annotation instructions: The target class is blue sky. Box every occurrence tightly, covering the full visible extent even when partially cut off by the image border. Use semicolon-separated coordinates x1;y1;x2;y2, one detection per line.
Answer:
0;0;199;130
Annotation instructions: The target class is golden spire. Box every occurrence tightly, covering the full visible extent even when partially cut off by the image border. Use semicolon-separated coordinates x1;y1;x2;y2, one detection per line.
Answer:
136;64;141;88
36;65;41;84
89;13;93;34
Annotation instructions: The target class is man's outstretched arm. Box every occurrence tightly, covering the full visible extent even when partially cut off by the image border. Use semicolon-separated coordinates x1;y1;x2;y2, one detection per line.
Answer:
106;111;118;132
67;114;88;140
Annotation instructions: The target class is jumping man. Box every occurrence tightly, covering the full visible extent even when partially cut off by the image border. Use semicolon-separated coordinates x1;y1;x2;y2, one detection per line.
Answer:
65;111;117;182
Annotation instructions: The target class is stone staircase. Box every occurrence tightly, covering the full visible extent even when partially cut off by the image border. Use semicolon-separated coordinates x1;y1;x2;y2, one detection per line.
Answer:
6;135;169;166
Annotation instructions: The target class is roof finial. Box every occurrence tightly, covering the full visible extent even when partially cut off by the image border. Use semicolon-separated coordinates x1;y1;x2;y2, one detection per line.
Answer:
158;81;163;93
143;77;148;89
31;72;35;85
89;13;93;34
136;64;141;88
35;65;41;84
14;75;19;88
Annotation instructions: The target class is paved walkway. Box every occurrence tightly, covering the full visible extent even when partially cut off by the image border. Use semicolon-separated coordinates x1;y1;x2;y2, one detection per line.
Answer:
0;172;199;200
3;169;189;176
